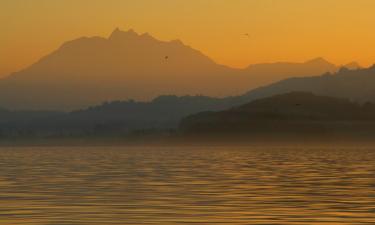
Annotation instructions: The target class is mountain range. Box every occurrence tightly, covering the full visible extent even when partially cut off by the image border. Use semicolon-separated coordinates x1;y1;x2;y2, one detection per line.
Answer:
0;28;345;110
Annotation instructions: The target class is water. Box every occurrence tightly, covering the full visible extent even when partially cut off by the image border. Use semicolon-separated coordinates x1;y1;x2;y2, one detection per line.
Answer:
0;146;374;224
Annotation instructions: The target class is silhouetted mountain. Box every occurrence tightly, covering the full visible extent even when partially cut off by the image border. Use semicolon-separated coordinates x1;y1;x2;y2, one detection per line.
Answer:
0;28;338;110
240;65;375;104
180;92;375;137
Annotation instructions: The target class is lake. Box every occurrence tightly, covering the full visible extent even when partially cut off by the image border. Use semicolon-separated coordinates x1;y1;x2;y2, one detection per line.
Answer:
0;146;374;224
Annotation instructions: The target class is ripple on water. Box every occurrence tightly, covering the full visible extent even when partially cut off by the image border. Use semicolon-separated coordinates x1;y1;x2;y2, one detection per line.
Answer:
0;146;374;224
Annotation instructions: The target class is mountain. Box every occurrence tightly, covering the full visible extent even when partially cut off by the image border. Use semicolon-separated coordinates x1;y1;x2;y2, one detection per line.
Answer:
0;28;338;110
240;65;375;104
180;92;375;138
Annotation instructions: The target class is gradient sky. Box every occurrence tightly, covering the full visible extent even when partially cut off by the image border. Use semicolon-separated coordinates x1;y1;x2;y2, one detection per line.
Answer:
1;0;375;77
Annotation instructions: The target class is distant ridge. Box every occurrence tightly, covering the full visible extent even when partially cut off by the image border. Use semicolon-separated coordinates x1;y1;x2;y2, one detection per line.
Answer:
0;28;342;110
241;64;375;104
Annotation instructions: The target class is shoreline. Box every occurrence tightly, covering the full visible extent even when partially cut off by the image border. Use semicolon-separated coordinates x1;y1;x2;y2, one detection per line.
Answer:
2;135;375;147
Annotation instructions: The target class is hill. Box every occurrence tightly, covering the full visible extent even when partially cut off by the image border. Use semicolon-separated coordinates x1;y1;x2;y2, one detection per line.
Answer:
180;92;375;138
0;95;239;138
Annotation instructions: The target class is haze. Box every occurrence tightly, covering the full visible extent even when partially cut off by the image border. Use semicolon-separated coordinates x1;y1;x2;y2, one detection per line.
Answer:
1;0;375;77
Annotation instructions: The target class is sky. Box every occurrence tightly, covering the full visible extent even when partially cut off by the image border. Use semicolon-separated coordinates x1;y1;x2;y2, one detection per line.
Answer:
1;0;375;77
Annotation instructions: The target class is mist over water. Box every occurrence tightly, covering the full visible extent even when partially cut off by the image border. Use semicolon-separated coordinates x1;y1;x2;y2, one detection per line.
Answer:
0;146;374;224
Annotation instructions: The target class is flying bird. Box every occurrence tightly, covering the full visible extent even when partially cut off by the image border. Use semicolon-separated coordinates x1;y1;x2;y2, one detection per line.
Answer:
165;56;169;60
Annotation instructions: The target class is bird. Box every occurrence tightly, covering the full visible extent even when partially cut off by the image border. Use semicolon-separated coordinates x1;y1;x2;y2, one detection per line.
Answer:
244;33;250;38
165;56;169;60
295;103;301;106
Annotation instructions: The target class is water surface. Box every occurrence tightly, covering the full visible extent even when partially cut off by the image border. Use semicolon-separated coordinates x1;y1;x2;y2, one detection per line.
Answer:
0;146;374;224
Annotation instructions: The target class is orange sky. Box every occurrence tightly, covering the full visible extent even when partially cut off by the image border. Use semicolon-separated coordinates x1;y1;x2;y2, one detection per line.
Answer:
1;0;375;77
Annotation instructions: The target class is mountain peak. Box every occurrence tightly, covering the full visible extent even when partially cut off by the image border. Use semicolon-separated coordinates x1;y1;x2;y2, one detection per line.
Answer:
343;61;361;70
109;27;121;37
305;57;332;65
112;27;121;33
109;28;139;40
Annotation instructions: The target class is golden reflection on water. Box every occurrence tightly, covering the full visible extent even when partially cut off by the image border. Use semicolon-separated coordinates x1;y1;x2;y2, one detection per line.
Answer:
0;146;374;224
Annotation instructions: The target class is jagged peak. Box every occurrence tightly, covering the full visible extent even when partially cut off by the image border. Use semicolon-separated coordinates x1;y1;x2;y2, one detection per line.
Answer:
108;27;139;40
112;27;120;33
127;28;137;35
139;32;157;41
109;27;121;38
